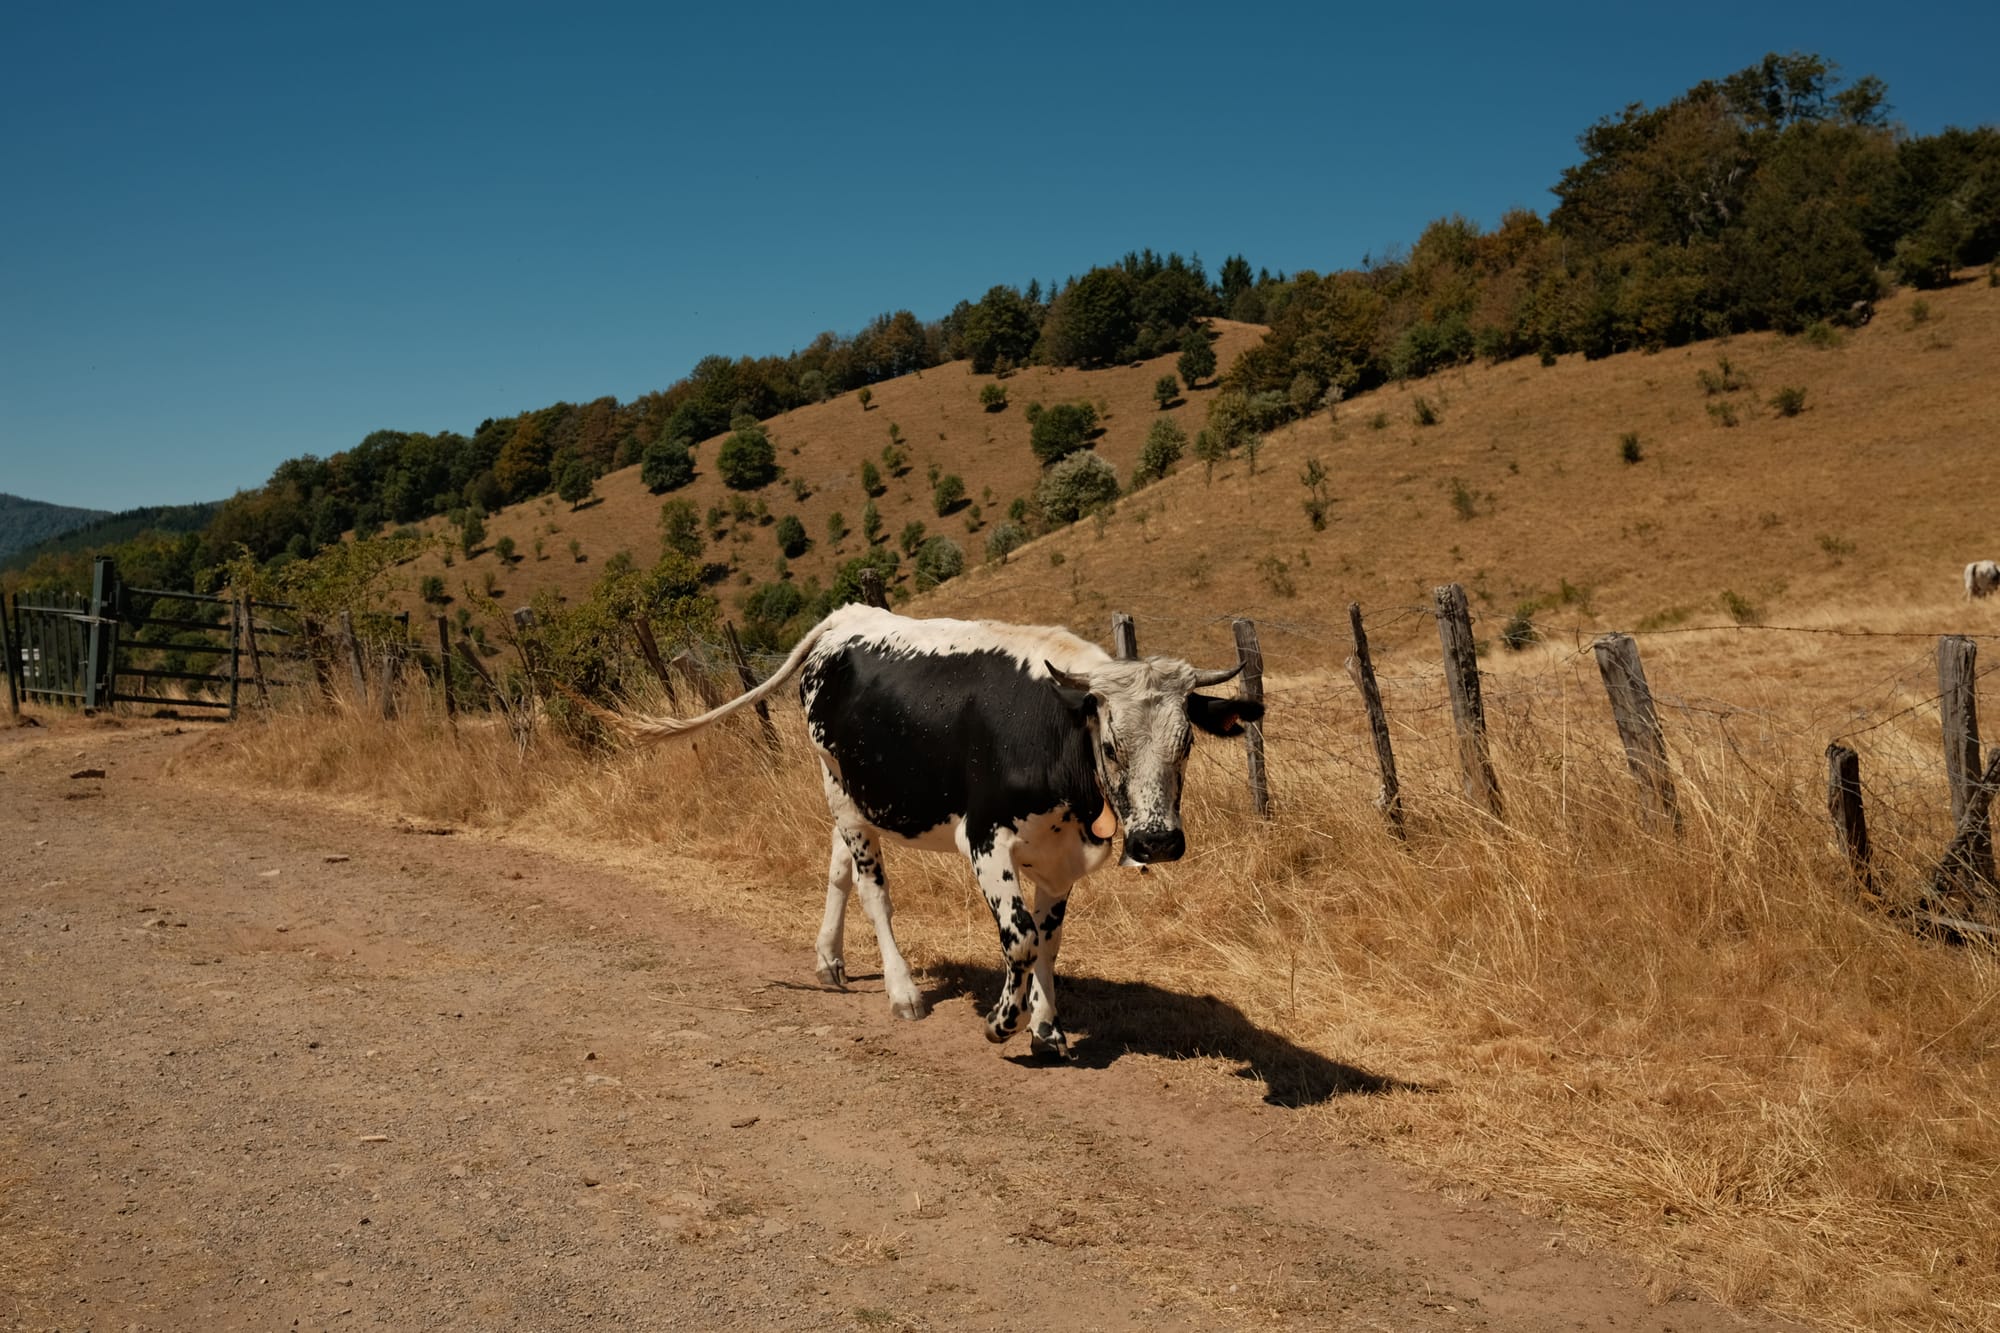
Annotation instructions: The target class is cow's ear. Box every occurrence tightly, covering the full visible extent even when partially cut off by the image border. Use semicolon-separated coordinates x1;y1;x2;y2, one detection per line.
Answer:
1044;661;1096;716
1188;692;1262;737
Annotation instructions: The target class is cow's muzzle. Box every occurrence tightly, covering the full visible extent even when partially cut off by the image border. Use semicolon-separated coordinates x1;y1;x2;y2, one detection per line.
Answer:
1123;827;1186;864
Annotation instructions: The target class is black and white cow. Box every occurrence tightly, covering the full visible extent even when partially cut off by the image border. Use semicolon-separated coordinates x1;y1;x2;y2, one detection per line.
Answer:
610;605;1261;1058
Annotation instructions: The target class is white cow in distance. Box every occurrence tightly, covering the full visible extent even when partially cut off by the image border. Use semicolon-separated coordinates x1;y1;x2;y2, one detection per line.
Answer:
1967;560;2000;599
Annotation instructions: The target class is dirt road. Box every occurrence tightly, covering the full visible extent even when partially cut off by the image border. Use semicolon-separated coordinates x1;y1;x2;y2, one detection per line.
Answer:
2;723;1783;1331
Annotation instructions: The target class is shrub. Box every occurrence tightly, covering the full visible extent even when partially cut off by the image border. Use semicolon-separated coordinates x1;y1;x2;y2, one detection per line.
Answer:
1721;589;1758;624
775;514;808;558
557;459;595;510
1255;554;1296;598
1770;386;1807;417
880;442;909;477
857;386;873;410
1412;396;1441;427
985;521;1027;563
826;511;846;544
1028;401;1099;466
1176;328;1215;388
1132;418;1187;488
1036;451;1120;525
899;520;927;556
1696;357;1746;396
1193;427;1228;483
1300;457;1331;531
1707;400;1740;427
1801;320;1840;349
495;535;517;563
979;383;1008;412
717;423;778;489
1368;411;1388;430
420;574;447;604
1154;374;1179;410
862;499;883;544
1501;605;1539;651
1620;431;1644;464
912;536;964;591
641;437;695;492
1450;476;1478;520
860;459;883;496
933;473;966;515
789;477;811;502
651;502;700;563
567;537;583;562
459;510;486;557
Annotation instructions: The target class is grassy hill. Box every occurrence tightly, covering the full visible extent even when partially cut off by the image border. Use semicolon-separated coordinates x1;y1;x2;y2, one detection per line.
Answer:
395;321;1269;616
0;493;110;560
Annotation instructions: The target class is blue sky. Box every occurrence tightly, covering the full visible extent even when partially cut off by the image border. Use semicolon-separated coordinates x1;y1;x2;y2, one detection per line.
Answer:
3;1;1993;511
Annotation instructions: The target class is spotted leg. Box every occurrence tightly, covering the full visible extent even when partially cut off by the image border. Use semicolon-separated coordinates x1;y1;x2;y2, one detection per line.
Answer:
814;824;852;988
968;833;1039;1044
843;824;927;1020
1024;883;1075;1060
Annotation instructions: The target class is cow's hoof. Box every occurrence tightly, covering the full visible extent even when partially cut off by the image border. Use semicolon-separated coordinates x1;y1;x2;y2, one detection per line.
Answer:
890;994;929;1021
983;1009;1018;1044
1029;1021;1074;1061
816;957;846;988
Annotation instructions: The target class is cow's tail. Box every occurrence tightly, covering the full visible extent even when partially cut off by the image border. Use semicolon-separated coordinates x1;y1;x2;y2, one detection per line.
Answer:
596;615;839;746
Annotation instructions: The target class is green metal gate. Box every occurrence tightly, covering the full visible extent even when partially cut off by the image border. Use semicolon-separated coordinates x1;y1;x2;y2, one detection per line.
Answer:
5;558;115;709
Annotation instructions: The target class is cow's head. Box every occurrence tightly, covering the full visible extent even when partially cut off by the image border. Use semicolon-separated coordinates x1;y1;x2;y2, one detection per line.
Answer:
1044;657;1264;863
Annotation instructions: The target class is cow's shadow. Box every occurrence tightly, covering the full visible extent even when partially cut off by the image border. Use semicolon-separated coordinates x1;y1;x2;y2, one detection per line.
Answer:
921;961;1420;1107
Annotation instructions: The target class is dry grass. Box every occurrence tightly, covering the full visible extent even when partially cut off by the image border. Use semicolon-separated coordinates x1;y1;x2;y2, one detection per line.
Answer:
186;638;2000;1331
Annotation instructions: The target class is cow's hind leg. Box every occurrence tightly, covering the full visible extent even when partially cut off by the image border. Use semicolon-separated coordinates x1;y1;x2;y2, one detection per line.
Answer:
1025;885;1074;1060
969;841;1039;1045
815;825;852;987
844;826;928;1021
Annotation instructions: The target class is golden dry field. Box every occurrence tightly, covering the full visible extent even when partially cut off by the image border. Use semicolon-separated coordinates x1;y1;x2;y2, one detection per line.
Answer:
180;273;2000;1331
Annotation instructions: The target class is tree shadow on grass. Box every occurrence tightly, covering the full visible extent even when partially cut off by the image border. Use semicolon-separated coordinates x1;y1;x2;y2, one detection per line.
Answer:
923;960;1422;1107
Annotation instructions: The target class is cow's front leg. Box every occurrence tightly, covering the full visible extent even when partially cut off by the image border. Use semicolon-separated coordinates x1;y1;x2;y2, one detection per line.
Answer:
1025;887;1074;1060
969;846;1038;1044
844;826;927;1020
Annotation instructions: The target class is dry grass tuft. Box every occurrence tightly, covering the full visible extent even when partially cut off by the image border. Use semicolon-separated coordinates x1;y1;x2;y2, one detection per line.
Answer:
185;635;2000;1332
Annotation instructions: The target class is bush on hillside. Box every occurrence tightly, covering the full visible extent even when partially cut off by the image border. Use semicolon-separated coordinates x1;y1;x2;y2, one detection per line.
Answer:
1132;418;1186;489
717;423;778;490
1036;451;1120;525
641;437;695;492
912;536;964;591
1028;401;1100;466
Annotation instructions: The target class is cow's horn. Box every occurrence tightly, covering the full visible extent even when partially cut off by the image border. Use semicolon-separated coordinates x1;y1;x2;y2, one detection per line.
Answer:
1044;661;1094;693
1190;662;1244;688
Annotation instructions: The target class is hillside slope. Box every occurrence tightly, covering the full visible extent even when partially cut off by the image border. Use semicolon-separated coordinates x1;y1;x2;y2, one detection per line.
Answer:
396;321;1268;613
924;277;2000;677
0;493;110;560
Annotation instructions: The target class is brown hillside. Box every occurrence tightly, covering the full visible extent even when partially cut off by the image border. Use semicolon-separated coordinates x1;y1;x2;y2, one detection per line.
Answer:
399;320;1269;616
924;275;2000;708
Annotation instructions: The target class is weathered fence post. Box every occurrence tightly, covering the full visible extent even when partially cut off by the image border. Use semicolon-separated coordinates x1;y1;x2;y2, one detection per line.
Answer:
84;555;117;714
724;622;779;748
1111;613;1138;661
1434;582;1503;821
1937;635;1992;888
1930;747;2000;911
1231;617;1269;818
1345;602;1403;837
338;610;368;706
300;618;333;705
240;597;270;710
378;642;401;721
672;651;725;709
1;591;19;718
858;568;888;610
1825;742;1873;896
630;617;681;706
227;595;242;721
434;615;456;724
1593;633;1680;832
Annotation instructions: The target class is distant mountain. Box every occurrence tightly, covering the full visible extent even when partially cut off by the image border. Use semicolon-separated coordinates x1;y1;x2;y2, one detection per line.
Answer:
0;493;111;559
0;499;222;571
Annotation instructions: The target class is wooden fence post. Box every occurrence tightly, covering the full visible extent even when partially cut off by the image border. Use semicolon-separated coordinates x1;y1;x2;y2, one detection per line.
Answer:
1825;742;1873;896
1937;635;1992;888
630;618;681;706
240;597;270;710
1;591;19;718
338;610;368;706
1930;746;2000;910
1593;633;1680;832
1111;613;1138;661
434;615;456;724
858;568;888;610
1231;618;1269;818
1345;602;1403;838
724;622;779;748
378;643;401;721
672;651;725;709
1433;583;1503;821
